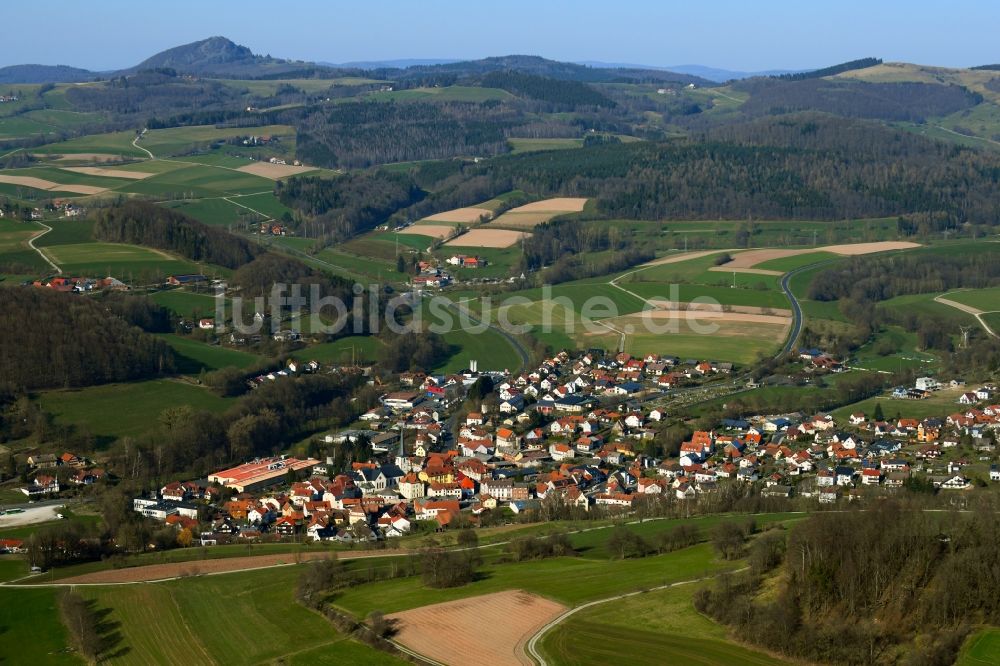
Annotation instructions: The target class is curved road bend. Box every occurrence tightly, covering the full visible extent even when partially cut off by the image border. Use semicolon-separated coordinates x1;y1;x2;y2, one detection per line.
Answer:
28;221;61;274
777;259;836;358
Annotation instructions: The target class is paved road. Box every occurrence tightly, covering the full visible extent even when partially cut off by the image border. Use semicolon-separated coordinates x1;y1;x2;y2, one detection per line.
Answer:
777;259;836;357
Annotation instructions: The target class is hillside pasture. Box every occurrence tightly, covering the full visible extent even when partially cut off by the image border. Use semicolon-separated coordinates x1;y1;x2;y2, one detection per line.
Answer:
43;242;199;277
38;379;235;444
397;224;453;240
941;287;1000;312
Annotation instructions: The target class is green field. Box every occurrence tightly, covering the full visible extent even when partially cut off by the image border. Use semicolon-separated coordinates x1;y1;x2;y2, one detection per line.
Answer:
943;287;1000;312
138;124;296;157
43;242;200;279
0;587;81;664
831;387;965;422
34;130;147;158
958;627;1000;665
38;379;235;444
436;325;524;373
159;334;261;373
294;336;384;365
366;86;513;103
333;542;737;619
540;584;788;665
77;567;404;665
508;138;584;153
148;288;221;318
625;282;791;310
119;164;274;198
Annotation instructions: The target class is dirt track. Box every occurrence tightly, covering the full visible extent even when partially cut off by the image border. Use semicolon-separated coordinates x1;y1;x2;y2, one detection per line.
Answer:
53;549;404;584
388;590;566;666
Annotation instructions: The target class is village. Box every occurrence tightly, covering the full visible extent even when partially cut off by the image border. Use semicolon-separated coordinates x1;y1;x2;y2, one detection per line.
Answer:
8;346;1000;556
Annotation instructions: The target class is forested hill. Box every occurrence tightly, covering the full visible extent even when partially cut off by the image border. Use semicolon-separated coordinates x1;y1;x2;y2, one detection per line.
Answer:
0;290;175;391
461;114;1000;223
94;201;262;269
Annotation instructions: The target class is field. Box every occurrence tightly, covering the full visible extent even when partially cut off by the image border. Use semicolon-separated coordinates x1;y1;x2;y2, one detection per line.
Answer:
332;542;737;619
138;124;296;157
397;224;453;240
436;325;525;373
958;627;1000;665
235;161;318;179
508;138;584;153
44;242;200;279
422;206;494;223
491;197;589;229
293;336;385;365
831;386;967;422
38;379;235;444
445;228;529;248
75;567;404;665
159;334;261;373
61;166;154;180
0;587;80;664
0;173;107;195
942;287;1000;312
388;591;565;666
539;583;788;666
148;288;221;318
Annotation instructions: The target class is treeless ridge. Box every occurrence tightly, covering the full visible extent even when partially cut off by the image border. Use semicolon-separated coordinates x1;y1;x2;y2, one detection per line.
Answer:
445;228;530;248
388;590;567;666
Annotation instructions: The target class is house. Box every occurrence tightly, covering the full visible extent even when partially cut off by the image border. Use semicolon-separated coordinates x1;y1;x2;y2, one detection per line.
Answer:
21;474;59;497
915;377;940;392
860;468;881;486
165;274;208;286
198;318;215;330
991;465;1000;482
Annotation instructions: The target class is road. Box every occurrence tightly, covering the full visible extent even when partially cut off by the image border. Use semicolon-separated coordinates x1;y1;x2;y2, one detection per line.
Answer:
131;132;154;159
27;221;61;274
777;259;836;357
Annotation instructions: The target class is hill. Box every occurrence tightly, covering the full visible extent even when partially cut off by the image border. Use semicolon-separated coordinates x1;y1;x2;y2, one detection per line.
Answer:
0;63;96;84
124;36;332;78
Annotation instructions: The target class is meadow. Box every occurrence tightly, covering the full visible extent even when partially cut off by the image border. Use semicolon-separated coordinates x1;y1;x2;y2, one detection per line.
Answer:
293;336;385;365
76;567;405;665
43;242;201;280
38;379;235;444
943;287;1000;312
539;583;788;665
158;334;261;373
148;289;222;319
0;587;81;664
958;627;1000;665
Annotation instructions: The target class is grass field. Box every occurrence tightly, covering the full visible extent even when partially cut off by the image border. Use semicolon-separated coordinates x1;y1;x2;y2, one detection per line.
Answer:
831;387;965;422
539;583;788;665
942;287;1000;312
43;242;201;280
38;379;235;444
294;336;384;365
0;587;81;664
148;289;221;318
159;334;261;373
436;325;524;373
138;124;295;157
753;250;838;272
366;86;513;103
33;130;146;158
625;282;791;310
78;567;403;665
958;627;1000;665
333;542;737;620
508;138;584;153
880;292;979;326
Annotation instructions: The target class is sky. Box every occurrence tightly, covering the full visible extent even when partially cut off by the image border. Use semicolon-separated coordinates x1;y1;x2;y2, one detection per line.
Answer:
3;0;998;71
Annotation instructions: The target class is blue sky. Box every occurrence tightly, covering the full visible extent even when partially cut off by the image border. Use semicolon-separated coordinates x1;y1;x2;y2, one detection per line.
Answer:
4;0;998;71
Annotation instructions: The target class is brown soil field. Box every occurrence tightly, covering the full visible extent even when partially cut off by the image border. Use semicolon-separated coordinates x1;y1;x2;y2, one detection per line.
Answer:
424;207;493;223
54;549;404;584
62;166;154;180
716;248;814;269
0;174;106;194
823;241;921;255
641;249;732;267
445;228;530;248
509;197;588;213
491;211;561;228
629;309;792;327
236;162;317;179
388;590;566;666
648;301;793;317
398;224;455;239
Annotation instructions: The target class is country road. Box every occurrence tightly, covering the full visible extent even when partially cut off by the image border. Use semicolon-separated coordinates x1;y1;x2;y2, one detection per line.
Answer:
131;132;154;159
28;221;61;274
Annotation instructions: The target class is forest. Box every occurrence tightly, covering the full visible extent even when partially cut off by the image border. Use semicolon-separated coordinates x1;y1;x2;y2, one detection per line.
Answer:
479;70;614;108
276;170;423;242
94;201;262;269
735;78;981;122
0;289;175;392
695;502;1000;665
294;101;516;168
